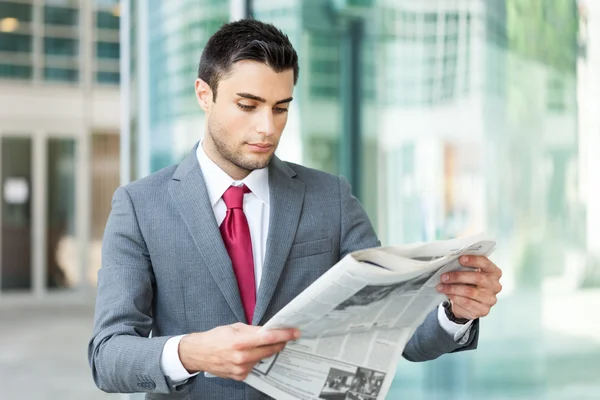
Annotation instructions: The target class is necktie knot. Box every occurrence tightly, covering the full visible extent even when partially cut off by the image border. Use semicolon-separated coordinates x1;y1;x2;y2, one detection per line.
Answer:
222;185;251;210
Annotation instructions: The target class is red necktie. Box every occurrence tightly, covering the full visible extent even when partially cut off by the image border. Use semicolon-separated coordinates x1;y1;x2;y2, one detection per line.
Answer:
220;185;256;323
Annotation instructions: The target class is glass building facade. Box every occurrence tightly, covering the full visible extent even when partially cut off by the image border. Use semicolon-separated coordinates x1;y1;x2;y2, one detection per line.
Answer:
123;0;600;398
0;0;120;84
0;0;121;296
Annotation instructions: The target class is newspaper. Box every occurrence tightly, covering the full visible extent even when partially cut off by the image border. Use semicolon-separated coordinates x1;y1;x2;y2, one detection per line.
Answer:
244;233;496;400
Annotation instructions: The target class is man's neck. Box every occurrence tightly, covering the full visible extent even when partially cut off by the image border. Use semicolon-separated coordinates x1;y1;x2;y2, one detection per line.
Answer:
202;141;250;181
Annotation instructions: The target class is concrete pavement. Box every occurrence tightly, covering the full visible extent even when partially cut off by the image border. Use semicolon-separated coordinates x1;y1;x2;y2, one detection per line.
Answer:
0;294;114;400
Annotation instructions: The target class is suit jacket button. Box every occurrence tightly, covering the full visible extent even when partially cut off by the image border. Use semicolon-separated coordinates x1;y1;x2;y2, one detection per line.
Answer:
137;380;156;390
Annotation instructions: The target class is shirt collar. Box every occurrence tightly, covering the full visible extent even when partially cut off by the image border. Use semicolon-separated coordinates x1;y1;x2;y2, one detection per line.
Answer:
196;140;270;207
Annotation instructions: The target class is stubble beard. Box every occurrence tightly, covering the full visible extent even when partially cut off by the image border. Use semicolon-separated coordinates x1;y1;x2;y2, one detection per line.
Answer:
208;119;275;173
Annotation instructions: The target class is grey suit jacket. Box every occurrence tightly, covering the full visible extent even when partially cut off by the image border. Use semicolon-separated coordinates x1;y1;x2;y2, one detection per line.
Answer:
88;145;478;399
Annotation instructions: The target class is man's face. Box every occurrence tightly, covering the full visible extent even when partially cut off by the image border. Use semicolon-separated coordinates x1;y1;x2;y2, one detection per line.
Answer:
195;60;294;179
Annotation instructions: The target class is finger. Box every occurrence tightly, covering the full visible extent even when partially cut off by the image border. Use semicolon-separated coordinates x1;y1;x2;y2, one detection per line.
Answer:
442;272;502;295
225;363;256;381
437;284;497;306
449;295;491;319
211;358;260;380
230;349;286;380
210;345;284;380
459;256;502;278
235;342;287;366
233;328;300;350
441;271;487;286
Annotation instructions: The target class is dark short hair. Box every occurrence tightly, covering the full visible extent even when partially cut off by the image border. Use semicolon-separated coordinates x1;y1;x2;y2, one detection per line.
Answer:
198;19;299;101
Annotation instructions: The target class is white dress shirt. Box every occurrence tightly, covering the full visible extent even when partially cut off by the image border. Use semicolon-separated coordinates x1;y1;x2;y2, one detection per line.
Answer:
160;143;471;383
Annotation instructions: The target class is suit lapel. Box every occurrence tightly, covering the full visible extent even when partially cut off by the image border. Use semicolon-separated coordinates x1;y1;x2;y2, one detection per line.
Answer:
168;146;246;323
253;157;305;325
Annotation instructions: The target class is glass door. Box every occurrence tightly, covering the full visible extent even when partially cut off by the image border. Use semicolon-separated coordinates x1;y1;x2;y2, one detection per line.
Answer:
46;138;77;290
0;134;83;294
1;137;33;291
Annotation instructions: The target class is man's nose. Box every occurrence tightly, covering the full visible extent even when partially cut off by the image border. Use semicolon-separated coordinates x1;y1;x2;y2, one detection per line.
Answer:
256;109;275;136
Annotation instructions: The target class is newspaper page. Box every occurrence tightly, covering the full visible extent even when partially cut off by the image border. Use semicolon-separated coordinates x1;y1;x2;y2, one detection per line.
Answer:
245;234;496;400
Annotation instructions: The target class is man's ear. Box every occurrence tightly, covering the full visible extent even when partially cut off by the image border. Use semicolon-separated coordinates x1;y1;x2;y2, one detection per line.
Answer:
195;78;213;112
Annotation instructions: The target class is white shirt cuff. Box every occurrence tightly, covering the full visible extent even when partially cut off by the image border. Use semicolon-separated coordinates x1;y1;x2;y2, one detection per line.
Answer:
437;303;473;345
161;335;199;383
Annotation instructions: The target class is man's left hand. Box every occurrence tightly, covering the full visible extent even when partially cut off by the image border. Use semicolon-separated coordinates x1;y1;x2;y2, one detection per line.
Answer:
436;255;503;321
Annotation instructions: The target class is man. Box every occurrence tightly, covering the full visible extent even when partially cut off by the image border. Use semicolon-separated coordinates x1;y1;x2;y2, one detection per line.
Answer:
89;19;502;399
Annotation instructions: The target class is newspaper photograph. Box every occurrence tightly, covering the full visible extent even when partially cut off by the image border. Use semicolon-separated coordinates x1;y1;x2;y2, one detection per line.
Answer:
244;233;496;400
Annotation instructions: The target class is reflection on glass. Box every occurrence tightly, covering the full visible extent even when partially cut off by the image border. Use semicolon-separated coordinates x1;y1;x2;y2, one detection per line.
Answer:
44;37;78;56
252;0;600;398
95;71;119;84
0;33;32;52
96;11;119;30
96;41;119;59
143;2;229;172
130;0;599;397
44;6;78;26
0;2;32;22
46;139;76;289
0;64;32;79
1;137;32;291
44;67;78;82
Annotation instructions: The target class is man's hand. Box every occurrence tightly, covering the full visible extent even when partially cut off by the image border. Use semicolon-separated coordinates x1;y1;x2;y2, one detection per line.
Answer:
436;255;503;321
178;323;300;381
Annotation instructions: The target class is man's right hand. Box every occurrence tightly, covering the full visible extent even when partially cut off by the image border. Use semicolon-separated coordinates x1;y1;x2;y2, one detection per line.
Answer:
178;323;300;381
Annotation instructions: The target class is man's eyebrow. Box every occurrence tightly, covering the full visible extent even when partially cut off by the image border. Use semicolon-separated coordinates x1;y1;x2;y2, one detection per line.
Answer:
275;97;293;105
236;93;293;105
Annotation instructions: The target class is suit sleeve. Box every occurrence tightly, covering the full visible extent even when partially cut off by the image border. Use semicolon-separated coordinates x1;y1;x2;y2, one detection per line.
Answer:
337;176;479;362
87;186;186;394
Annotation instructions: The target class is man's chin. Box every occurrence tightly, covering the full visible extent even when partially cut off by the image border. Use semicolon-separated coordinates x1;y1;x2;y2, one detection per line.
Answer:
236;154;273;171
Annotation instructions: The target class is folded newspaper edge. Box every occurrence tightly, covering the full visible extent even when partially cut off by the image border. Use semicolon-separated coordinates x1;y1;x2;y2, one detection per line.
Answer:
245;233;496;400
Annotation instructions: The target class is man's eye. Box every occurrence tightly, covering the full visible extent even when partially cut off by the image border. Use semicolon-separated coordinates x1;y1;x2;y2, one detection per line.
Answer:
237;103;255;111
274;107;288;114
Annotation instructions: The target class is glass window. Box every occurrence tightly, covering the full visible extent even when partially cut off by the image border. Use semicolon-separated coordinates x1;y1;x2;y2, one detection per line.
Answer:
44;67;78;82
0;1;32;22
44;37;78;56
346;0;373;7
95;0;119;6
424;12;438;25
0;63;32;78
310;59;338;74
45;0;79;5
547;75;566;111
251;2;598;399
96;71;119;84
96;41;119;59
96;11;119;30
0;32;32;52
44;6;78;26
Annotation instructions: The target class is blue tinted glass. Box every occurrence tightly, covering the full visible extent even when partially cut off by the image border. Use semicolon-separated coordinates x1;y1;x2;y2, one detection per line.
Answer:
0;1;32;21
96;71;119;84
94;0;119;6
253;1;597;398
0;33;32;52
44;6;78;26
0;64;32;79
96;41;119;59
44;37;78;56
44;67;78;82
96;10;119;29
